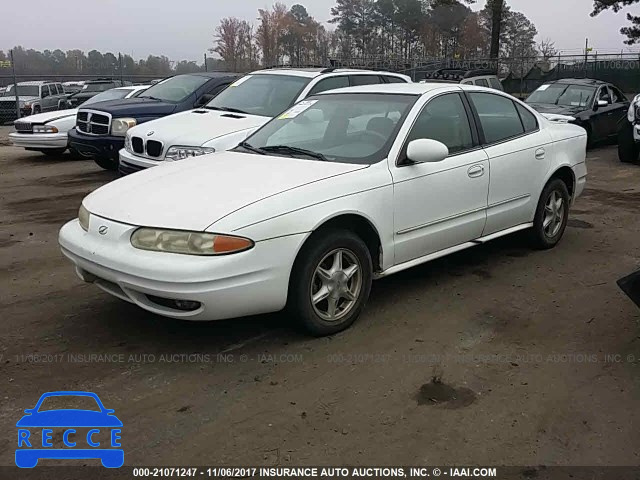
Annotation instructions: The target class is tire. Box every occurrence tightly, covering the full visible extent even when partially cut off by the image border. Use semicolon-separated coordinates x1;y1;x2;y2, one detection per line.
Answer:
94;157;117;171
530;178;570;250
33;106;41;115
288;230;373;336
583;123;594;149
41;148;67;156
618;122;640;164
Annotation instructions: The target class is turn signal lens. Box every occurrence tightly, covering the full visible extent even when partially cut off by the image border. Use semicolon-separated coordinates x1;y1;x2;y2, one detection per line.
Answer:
78;204;90;232
130;229;254;256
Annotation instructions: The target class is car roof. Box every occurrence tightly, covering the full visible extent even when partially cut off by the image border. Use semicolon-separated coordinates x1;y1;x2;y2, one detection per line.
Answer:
546;78;609;87
251;68;408;79
10;81;52;86
318;82;459;96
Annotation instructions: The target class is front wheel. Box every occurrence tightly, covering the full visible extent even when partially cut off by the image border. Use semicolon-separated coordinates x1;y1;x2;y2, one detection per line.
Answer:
530;179;570;250
289;230;373;336
94;157;117;171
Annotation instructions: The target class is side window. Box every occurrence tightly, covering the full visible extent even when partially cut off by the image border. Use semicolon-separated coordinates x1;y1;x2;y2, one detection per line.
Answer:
308;76;350;96
489;78;503;91
384;75;406;84
469;92;525;144
598;86;611;104
475;78;490;87
406;93;474;154
350;75;381;86
206;82;230;97
58;83;65;94
610;86;625;104
516;103;538;133
41;85;50;98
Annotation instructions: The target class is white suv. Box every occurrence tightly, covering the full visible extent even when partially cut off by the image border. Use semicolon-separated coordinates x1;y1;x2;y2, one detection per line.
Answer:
118;68;410;175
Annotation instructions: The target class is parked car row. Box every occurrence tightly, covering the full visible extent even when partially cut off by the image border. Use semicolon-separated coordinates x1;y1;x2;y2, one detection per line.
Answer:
35;69;588;335
9;85;149;157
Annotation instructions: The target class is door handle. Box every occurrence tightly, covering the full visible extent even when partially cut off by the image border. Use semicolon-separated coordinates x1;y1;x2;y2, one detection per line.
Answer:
467;165;485;178
535;148;546;160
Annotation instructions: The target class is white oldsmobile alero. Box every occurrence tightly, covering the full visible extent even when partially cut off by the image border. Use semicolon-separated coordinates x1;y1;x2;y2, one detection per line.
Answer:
59;83;588;336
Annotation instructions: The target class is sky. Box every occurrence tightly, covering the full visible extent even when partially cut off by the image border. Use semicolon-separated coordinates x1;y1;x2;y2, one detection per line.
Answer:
1;0;638;62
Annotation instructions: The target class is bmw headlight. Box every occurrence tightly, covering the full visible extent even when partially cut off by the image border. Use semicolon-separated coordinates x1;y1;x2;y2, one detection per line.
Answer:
165;146;216;161
78;204;90;232
131;229;253;256
111;118;137;136
32;125;59;134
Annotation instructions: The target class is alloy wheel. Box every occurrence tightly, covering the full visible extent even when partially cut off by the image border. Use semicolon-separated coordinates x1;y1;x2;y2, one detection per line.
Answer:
310;248;363;322
543;190;565;238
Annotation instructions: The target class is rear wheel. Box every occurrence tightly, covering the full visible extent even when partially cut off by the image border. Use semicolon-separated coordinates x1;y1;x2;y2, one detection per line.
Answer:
289;230;373;336
530;178;570;250
619;122;640;164
94;157;117;171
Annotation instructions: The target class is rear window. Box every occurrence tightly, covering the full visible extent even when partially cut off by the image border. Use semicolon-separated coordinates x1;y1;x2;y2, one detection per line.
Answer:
470;92;525;144
489;78;503;91
475;79;490;87
516;104;538;132
350;75;381;86
384;76;407;84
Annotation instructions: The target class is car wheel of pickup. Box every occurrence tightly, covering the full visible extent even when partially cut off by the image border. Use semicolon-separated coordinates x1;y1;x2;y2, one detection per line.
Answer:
619;122;640;164
94;157;117;171
530;178;570;250
289;230;372;336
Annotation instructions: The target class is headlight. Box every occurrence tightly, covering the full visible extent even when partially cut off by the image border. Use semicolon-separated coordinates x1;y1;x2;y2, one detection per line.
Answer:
111;118;137;136
165;146;215;161
124;134;133;153
130;229;253;256
78;204;90;232
32;125;59;134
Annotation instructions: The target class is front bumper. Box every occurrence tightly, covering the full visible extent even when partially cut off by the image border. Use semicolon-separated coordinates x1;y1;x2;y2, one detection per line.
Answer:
68;128;124;161
118;148;162;176
58;218;304;321
9;132;68;149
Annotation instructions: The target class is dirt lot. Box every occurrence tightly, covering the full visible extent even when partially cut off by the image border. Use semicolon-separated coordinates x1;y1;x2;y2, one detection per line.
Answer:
0;129;639;473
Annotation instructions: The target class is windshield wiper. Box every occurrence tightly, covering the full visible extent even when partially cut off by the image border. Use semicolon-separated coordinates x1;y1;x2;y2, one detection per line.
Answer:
260;145;328;162
237;141;266;155
140;95;163;101
206;106;249;115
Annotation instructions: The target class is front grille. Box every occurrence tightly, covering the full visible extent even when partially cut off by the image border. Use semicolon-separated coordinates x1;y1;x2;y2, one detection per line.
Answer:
76;110;111;135
14;122;32;133
146;140;163;157
132;137;144;154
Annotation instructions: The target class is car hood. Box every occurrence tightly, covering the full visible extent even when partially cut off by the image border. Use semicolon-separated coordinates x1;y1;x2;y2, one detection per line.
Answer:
16;108;78;125
127;109;269;146
0;95;38;103
84;151;367;231
85;98;178;117
16;410;123;427
527;103;586;116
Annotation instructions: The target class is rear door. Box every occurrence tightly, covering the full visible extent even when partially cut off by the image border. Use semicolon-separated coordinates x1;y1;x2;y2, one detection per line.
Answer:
608;85;631;135
467;91;552;235
41;85;55;111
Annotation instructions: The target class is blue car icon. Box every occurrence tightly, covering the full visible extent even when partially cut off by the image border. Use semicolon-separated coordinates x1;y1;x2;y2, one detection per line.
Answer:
16;391;123;468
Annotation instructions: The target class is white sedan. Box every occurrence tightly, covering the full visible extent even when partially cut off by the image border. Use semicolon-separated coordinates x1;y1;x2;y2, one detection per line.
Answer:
59;83;587;336
9;86;148;157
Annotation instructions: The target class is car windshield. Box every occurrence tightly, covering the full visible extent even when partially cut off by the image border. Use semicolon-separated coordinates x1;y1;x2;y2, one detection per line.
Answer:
238;93;417;165
526;84;596;108
83;88;137;106
3;85;39;97
37;395;101;412
138;75;209;103
206;74;311;117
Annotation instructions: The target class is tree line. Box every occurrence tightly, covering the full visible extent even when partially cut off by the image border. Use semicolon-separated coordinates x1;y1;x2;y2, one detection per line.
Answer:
212;0;544;71
0;47;225;78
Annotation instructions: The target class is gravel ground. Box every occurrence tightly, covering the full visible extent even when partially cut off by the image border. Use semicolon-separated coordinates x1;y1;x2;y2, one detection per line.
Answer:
0;141;638;477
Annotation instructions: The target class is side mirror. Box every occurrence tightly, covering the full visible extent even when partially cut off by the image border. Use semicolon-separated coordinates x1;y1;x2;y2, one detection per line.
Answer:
597;99;608;108
24;409;34;414
406;139;449;164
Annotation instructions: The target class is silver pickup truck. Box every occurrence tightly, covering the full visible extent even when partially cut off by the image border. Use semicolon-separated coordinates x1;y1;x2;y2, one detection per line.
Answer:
0;81;67;123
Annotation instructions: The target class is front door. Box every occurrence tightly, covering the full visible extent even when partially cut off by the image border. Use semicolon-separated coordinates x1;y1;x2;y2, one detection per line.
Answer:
390;92;489;265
